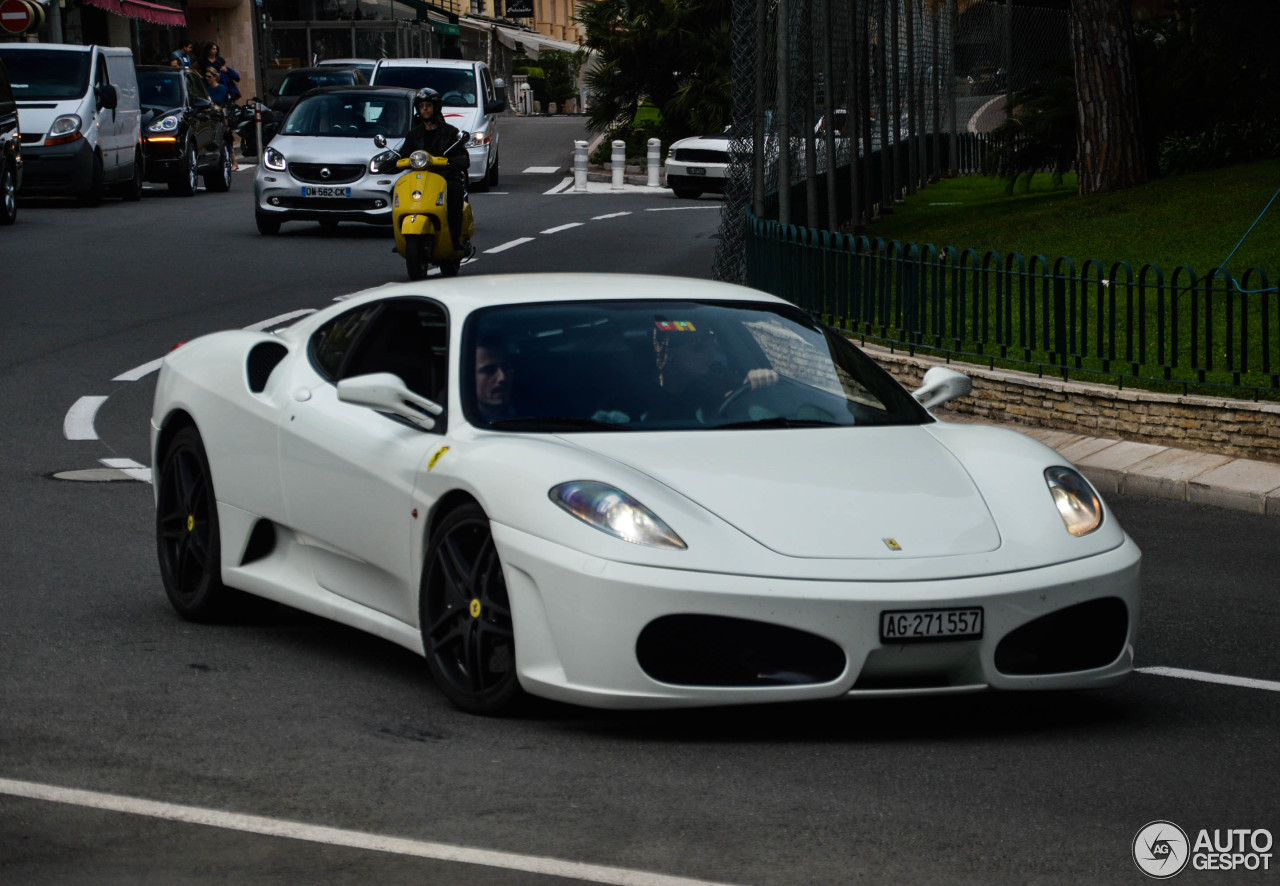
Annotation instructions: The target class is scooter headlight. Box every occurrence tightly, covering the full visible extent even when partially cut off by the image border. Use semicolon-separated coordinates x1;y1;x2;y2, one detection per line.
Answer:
147;114;180;134
409;150;430;170
263;147;287;172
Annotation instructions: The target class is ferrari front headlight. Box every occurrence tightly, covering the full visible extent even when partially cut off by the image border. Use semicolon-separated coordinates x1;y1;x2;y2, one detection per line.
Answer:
550;481;687;550
1045;466;1103;536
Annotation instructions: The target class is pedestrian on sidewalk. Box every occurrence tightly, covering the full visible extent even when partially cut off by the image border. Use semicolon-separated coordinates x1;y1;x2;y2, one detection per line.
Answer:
168;41;193;69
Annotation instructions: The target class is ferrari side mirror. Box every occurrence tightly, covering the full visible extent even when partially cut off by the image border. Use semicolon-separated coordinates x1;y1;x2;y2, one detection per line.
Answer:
912;366;972;411
337;372;442;431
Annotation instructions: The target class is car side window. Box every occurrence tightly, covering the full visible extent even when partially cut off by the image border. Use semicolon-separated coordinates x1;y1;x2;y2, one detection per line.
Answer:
338;301;449;404
481;69;493;104
310;304;380;381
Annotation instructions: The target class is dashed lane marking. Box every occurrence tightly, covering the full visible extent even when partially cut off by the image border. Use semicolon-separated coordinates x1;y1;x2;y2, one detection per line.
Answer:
1138;666;1280;692
540;222;584;234
114;358;165;382
645;206;723;212
523;166;562;174
484;237;535;254
64;396;108;441
0;778;743;886
591;212;632;220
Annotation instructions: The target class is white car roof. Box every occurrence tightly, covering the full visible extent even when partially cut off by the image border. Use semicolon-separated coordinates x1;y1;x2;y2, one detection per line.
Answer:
375;58;482;70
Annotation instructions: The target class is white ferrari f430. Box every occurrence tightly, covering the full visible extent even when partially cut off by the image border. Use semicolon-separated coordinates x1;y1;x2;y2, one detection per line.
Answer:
151;274;1141;713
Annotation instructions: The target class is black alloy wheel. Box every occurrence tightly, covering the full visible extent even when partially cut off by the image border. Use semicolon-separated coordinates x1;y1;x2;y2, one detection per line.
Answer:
156;425;238;620
205;142;232;192
170;143;198;196
421;504;522;714
0;162;15;225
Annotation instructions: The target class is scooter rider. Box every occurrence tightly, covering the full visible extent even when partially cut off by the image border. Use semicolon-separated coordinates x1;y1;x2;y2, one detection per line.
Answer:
402;87;470;253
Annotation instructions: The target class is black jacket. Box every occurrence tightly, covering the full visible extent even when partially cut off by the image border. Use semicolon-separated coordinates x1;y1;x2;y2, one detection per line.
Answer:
402;120;470;181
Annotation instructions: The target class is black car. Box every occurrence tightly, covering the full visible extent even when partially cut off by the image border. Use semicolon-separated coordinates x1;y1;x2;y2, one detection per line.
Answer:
136;65;231;196
0;57;21;225
269;66;368;117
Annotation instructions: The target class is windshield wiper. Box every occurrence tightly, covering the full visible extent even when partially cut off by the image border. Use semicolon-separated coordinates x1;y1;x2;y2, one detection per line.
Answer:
711;417;845;430
488;416;631;431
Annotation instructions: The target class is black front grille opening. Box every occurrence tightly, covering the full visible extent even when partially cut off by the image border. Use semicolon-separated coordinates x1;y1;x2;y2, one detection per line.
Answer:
240;519;277;566
246;341;288;393
289;163;366;184
636;615;846;687
994;597;1129;676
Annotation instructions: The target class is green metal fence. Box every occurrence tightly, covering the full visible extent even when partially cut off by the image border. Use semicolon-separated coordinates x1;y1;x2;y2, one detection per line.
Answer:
745;214;1280;400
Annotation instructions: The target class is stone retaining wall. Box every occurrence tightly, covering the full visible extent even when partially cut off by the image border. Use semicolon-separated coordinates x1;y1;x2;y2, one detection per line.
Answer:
859;343;1280;465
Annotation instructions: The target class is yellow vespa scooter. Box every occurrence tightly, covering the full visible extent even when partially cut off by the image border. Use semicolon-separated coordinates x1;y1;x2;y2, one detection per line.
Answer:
374;133;475;281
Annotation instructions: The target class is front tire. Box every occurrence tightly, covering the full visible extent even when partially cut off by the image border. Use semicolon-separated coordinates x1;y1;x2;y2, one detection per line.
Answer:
156;425;240;621
486;154;499;188
421;504;522;714
77;153;105;206
169;143;198;196
119;148;144;201
205;143;232;192
0;162;15;225
255;211;281;235
405;235;430;281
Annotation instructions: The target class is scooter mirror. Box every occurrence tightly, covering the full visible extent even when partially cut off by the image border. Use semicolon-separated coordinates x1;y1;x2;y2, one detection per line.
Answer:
373;133;387;149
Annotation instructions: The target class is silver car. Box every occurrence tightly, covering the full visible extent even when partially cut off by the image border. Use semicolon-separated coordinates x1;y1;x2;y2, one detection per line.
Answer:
253;85;415;235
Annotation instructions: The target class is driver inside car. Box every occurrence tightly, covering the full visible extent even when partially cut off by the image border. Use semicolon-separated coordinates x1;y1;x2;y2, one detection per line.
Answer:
640;323;778;423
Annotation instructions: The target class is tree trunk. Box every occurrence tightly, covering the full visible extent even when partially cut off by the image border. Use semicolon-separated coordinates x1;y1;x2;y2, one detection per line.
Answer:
1069;0;1147;194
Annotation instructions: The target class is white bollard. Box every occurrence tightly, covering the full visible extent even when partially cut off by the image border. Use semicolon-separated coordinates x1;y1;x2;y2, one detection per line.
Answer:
611;139;625;190
646;138;661;187
573;140;588;192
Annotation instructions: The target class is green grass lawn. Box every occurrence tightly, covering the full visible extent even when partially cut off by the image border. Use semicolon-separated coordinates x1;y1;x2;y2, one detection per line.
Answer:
862;159;1280;280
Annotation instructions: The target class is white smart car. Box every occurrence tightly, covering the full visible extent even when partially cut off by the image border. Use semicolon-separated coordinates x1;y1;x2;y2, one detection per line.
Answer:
151;274;1141;714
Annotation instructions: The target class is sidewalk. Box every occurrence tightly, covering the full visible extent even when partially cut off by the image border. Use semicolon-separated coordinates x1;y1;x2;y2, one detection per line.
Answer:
942;411;1280;517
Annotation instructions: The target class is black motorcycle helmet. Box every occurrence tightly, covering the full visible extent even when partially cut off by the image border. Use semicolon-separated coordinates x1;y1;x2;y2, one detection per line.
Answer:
414;87;442;120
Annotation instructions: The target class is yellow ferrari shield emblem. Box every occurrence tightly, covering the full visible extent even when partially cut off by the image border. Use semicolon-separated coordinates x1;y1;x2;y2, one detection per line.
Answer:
883;538;902;551
469;598;482;618
187;515;194;532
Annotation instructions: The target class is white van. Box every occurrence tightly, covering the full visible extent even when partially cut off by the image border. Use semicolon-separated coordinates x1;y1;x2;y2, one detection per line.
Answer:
370;58;506;191
0;43;142;204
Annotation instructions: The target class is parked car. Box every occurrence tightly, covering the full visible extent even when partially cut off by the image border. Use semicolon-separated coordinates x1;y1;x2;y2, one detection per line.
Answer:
150;273;1142;715
269;66;368;118
0;43;142;205
136;65;231;196
0;56;22;225
370;58;505;191
665;131;731;199
316;58;378;82
254;85;415;234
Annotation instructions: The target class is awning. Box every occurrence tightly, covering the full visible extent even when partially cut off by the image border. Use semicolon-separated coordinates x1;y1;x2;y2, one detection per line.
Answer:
80;0;187;26
491;24;580;60
430;20;459;36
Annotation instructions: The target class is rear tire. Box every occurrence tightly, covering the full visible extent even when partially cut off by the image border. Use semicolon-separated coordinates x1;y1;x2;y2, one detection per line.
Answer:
0;162;15;225
255;211;281;235
156;425;244;621
119;148;144;201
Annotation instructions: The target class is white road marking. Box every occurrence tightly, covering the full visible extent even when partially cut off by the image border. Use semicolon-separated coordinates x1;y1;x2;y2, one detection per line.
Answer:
592;212;632;220
0;778;742;886
99;458;152;483
544;177;574;195
113;358;164;382
1137;666;1280;692
540;222;584;234
64;396;108;441
645;206;722;212
523;166;562;174
244;309;316;332
484;237;535;254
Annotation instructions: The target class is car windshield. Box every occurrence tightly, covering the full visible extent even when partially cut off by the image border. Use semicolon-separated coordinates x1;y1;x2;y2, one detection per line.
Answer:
279;70;359;97
0;49;90;101
372;68;478;107
137;71;184;109
462;300;931;431
280;93;409;137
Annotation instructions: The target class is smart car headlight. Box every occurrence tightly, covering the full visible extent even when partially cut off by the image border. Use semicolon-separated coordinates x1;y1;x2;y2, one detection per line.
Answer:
263;146;287;171
369;150;397;173
409;150;430;170
550;482;687;550
1044;466;1103;536
147;114;180;134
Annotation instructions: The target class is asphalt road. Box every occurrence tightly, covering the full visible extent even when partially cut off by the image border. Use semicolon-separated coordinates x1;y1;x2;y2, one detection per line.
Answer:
1;115;1277;886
